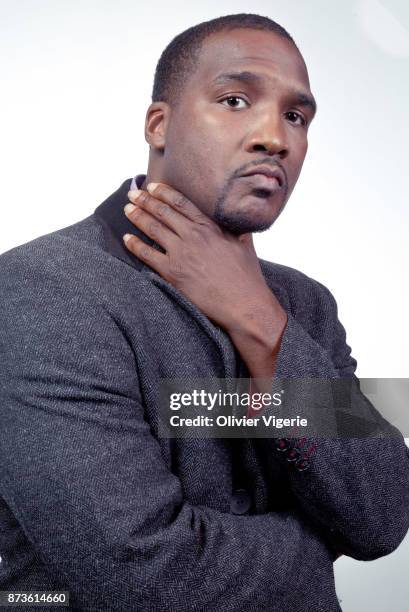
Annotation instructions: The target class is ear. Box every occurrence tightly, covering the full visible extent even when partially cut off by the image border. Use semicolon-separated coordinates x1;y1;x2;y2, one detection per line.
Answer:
144;102;170;151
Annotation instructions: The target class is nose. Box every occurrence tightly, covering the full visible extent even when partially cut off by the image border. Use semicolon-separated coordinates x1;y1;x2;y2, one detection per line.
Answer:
244;111;289;159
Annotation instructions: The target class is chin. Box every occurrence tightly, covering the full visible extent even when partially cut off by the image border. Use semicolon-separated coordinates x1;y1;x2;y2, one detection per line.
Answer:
216;215;275;235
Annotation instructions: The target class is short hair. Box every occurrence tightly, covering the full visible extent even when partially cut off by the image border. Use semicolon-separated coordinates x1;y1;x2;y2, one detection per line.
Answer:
152;13;298;107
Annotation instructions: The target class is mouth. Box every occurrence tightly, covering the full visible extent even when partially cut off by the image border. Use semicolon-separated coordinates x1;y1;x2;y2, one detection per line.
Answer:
239;173;282;196
240;165;285;188
238;166;286;198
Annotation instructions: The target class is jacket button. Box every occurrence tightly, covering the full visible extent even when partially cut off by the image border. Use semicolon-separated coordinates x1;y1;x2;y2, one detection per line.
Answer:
295;458;310;472
230;489;252;515
275;438;292;452
286;447;302;463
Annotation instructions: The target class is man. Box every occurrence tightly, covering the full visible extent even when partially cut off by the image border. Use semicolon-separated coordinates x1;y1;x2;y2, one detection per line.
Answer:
0;13;408;612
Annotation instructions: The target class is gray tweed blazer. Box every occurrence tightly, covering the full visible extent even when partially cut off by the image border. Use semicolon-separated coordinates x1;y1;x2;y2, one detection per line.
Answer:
0;177;408;612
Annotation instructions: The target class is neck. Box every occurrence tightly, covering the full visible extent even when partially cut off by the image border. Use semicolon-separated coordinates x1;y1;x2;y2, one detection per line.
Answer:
142;154;166;190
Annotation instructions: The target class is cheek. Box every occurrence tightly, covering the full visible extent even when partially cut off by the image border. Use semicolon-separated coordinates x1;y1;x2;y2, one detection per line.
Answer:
289;137;308;182
187;116;228;165
162;136;219;215
180;101;232;159
166;115;229;190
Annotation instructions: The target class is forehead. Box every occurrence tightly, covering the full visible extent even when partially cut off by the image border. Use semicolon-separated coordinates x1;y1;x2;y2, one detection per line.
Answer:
192;28;310;90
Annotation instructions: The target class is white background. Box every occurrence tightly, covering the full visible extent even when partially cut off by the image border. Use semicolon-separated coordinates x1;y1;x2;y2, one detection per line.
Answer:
1;1;408;610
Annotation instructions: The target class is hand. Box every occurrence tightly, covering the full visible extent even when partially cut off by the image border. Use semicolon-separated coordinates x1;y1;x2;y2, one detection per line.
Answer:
122;182;283;335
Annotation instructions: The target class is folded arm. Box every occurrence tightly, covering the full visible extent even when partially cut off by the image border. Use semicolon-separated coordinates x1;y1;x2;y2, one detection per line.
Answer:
233;274;409;561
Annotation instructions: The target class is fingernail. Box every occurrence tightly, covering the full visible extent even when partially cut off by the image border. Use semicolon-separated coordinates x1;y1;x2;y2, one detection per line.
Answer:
147;182;158;193
128;189;142;200
124;203;136;215
123;233;133;244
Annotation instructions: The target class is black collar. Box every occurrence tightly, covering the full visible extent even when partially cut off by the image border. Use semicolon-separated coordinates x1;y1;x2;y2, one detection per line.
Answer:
93;174;158;272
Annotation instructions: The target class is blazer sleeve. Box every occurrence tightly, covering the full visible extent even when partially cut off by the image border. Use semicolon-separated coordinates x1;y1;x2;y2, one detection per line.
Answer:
270;277;409;561
0;248;336;612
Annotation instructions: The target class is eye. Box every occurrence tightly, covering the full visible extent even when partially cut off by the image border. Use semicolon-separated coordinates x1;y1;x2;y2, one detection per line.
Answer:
220;96;249;109
286;111;307;126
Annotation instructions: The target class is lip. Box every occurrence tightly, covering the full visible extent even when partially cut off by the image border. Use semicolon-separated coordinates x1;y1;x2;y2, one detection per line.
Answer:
240;173;281;193
240;166;285;187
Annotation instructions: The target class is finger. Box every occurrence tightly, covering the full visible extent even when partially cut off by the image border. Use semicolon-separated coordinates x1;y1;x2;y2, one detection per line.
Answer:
146;182;210;225
122;232;167;275
124;202;178;252
127;189;192;239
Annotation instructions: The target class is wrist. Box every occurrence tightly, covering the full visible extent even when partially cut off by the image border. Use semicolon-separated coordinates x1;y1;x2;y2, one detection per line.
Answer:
227;294;288;350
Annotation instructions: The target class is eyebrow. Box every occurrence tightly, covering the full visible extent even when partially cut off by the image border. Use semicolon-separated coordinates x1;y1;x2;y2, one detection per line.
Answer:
211;71;318;117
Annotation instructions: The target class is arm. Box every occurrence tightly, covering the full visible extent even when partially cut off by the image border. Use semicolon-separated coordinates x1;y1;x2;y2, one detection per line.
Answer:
0;249;336;612
230;276;409;561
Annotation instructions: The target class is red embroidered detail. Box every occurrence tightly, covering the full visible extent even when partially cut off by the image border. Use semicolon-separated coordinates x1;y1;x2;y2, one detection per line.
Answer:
304;442;318;458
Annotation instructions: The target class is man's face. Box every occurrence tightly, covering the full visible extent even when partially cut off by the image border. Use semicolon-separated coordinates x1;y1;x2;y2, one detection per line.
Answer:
159;28;316;235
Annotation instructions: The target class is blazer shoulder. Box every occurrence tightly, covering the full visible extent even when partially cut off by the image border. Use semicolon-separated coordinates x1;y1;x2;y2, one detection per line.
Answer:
0;215;144;302
0;214;105;261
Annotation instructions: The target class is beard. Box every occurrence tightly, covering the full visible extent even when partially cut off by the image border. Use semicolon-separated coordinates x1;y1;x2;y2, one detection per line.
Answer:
212;176;287;236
